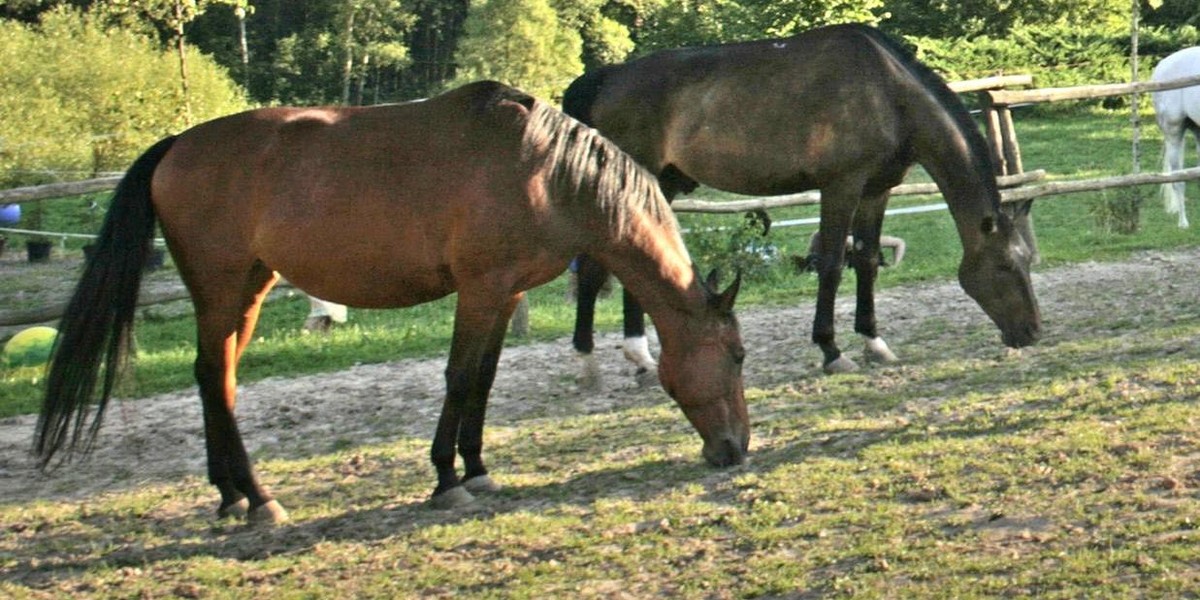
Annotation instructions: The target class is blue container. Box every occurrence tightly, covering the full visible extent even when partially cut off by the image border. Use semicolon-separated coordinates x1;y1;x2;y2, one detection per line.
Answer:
0;204;19;225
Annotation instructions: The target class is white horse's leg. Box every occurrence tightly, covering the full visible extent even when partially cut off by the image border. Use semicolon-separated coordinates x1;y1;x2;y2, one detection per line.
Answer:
1162;129;1189;228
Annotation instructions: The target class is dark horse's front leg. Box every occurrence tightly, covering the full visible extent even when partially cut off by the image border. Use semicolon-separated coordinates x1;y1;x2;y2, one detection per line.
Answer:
429;293;520;509
571;255;657;388
812;188;899;374
850;197;899;366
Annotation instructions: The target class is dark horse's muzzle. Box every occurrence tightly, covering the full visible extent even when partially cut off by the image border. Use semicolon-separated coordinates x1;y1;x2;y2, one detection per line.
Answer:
1002;321;1041;349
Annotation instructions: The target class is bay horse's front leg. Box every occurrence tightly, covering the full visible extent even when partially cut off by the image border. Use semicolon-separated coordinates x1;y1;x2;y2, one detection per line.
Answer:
429;292;521;509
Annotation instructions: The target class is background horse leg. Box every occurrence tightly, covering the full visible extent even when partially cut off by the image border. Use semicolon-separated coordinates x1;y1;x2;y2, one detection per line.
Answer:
1159;116;1189;228
850;195;900;365
620;289;658;386
429;290;520;509
812;180;863;374
192;264;287;524
571;254;608;388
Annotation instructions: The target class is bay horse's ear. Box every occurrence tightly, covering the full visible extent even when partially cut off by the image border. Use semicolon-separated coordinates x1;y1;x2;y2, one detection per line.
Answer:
705;268;721;290
712;269;742;314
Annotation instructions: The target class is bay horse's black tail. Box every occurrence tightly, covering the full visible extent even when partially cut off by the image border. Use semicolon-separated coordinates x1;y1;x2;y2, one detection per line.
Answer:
34;135;177;468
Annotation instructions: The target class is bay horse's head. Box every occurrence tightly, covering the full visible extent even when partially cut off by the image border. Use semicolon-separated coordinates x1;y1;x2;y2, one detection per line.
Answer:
657;269;749;467
958;210;1041;348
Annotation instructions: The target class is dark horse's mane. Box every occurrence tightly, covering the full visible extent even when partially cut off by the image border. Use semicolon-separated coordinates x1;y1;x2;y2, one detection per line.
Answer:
852;25;1002;208
522;98;676;242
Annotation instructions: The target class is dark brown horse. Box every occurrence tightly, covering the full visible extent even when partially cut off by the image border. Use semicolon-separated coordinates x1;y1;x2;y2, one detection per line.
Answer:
565;24;1041;375
33;81;748;524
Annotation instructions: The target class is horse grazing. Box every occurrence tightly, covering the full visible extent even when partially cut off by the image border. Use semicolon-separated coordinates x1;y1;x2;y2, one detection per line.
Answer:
33;81;748;524
564;23;1041;375
1152;46;1200;229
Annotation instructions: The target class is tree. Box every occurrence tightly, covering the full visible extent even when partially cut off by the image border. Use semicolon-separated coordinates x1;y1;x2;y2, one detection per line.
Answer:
634;0;886;52
452;0;584;101
100;0;251;124
0;8;246;186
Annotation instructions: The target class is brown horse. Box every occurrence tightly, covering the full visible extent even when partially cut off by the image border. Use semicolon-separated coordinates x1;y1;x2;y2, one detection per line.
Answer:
565;24;1041;375
33;81;748;524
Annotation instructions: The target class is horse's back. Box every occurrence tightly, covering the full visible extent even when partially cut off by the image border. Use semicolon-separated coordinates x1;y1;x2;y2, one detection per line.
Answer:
579;24;922;195
1152;47;1200;127
150;82;556;308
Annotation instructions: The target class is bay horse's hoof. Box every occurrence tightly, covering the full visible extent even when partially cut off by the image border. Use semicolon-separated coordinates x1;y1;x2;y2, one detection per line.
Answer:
633;367;659;389
463;474;502;494
217;498;250;520
576;352;601;390
247;500;290;526
429;486;475;510
864;337;899;364
823;355;859;374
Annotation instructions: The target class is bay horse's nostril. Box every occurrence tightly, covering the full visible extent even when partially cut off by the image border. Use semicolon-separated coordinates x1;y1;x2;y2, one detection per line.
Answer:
704;437;747;467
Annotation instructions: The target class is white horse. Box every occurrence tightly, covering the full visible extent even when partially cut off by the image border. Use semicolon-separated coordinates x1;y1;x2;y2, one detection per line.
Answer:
1152;46;1200;229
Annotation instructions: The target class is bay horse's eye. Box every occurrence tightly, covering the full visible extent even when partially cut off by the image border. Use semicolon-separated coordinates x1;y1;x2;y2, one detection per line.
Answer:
732;346;746;365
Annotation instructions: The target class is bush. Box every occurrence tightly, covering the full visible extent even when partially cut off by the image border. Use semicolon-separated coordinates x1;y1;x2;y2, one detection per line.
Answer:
0;8;247;188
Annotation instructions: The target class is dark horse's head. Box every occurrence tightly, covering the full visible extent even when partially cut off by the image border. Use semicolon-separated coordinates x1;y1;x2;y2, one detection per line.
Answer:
657;269;749;467
958;209;1041;348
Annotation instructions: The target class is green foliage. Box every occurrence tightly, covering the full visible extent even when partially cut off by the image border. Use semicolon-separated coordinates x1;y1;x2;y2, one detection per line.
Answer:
0;7;246;188
452;0;584;101
634;0;887;52
881;0;1129;38
683;211;780;283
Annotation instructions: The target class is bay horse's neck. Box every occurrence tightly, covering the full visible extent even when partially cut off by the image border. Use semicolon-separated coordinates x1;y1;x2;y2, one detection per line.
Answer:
594;221;700;318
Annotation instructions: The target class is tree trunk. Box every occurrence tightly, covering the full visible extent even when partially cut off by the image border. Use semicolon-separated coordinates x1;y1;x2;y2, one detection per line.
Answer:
340;7;356;105
174;0;192;126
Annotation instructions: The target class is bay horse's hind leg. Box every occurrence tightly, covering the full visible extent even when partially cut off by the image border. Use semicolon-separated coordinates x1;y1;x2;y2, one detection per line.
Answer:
429;291;522;509
849;193;899;365
192;263;288;524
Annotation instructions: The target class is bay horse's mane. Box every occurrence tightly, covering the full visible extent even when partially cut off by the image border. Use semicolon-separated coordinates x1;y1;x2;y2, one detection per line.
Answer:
522;98;676;243
854;26;1002;209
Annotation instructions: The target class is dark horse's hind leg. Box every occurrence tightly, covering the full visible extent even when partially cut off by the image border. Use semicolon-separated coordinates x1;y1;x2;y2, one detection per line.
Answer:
193;264;287;524
429;291;521;509
571;254;656;388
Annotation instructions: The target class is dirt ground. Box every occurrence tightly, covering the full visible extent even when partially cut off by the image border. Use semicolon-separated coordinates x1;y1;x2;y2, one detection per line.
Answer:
1;246;1198;505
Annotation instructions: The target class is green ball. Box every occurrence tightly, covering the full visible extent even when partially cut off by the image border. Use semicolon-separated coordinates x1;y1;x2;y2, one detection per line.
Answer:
3;326;58;368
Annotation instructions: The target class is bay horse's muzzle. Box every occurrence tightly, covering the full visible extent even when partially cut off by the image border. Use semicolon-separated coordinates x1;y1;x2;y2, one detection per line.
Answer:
703;432;750;467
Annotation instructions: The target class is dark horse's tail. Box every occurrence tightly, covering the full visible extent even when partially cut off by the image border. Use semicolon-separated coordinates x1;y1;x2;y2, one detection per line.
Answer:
34;136;177;468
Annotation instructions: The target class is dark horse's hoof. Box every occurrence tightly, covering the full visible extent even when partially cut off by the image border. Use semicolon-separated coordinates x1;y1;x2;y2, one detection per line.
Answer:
463;474;502;494
217;498;250;520
429;486;475;510
247;500;290;526
823;355;859;374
